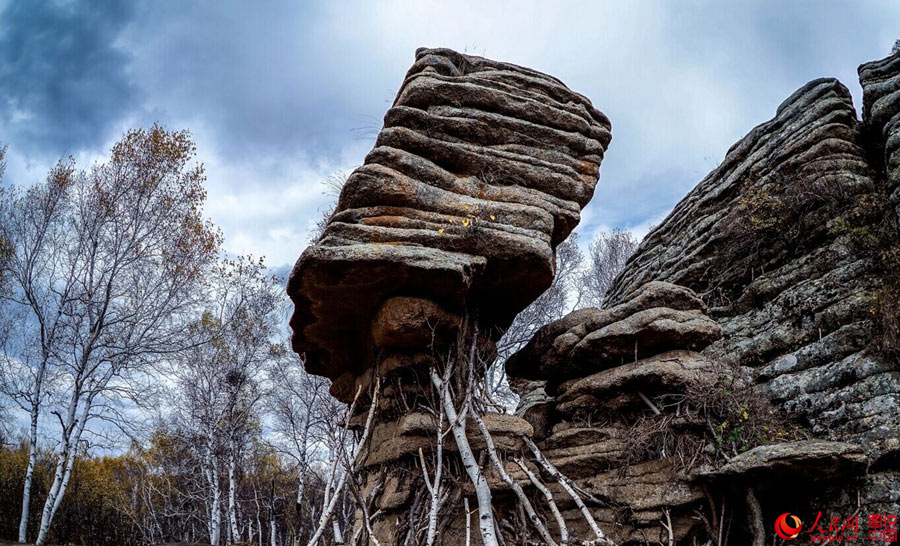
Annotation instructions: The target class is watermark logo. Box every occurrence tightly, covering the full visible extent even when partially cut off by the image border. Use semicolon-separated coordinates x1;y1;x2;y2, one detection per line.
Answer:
776;512;803;540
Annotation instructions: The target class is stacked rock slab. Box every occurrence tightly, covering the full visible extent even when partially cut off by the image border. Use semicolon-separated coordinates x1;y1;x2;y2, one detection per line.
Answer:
287;48;611;544
507;281;726;544
603;53;900;523
288;47;610;399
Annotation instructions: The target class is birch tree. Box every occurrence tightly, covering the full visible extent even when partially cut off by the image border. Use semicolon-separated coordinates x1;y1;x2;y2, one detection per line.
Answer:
170;255;282;545
268;349;331;524
0;126;221;545
577;229;639;308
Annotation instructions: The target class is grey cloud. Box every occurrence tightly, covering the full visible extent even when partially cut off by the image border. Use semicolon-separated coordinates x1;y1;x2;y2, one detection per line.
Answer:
0;0;139;156
2;1;899;268
122;1;399;160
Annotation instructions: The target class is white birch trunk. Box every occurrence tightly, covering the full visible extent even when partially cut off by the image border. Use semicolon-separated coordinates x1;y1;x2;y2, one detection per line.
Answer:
270;518;277;546
305;384;376;546
204;444;222;546
228;440;240;543
35;391;92;546
472;410;556;546
17;400;40;543
431;371;499;546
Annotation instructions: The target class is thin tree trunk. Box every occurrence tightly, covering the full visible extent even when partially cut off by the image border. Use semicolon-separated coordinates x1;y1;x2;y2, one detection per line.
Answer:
471;410;556;546
515;458;567;546
228;440;240;543
746;488;764;546
205;444;222;546
523;437;612;546
305;384;376;546
35;391;92;546
431;370;499;546
17;401;40;543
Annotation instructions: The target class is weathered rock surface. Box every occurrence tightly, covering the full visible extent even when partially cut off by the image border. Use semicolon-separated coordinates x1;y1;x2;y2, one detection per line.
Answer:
288;47;611;388
556;350;715;415
504;283;718;543
503;51;900;545
860;51;900;198
287;46;900;546
287;48;613;546
603;56;900;459
506;281;718;381
594;51;900;535
697;440;868;483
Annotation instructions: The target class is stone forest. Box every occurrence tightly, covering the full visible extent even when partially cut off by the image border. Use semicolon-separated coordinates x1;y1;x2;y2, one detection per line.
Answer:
284;47;900;545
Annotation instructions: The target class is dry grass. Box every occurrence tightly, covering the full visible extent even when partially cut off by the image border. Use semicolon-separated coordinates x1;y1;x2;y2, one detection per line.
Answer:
623;359;804;474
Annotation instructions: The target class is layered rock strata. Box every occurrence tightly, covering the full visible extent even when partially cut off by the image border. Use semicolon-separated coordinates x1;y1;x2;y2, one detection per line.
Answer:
601;51;900;524
288;47;611;399
508;282;734;544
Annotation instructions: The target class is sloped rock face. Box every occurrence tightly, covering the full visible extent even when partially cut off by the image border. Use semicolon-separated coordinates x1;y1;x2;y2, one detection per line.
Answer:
602;52;900;526
288;47;611;393
503;51;900;545
860;52;900;209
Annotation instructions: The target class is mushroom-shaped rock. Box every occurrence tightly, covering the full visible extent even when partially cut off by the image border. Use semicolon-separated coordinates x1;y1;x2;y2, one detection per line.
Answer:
506;282;719;381
288;48;612;387
696;440;868;483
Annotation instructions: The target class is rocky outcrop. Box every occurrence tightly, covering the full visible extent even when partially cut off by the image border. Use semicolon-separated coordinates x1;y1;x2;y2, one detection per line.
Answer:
860;51;900;207
288;47;611;396
697;440;867;483
502;51;900;545
288;46;900;545
506;282;726;544
507;281;719;382
599;51;900;531
602;61;900;457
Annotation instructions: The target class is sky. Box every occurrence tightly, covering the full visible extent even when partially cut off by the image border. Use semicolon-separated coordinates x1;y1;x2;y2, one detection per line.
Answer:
0;0;898;272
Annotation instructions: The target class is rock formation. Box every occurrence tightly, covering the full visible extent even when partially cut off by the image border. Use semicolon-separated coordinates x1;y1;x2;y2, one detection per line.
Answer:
288;46;900;545
599;50;900;524
288;47;610;400
287;48;612;545
504;51;900;545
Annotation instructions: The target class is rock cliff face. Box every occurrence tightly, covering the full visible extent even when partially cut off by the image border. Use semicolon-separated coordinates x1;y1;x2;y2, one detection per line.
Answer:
506;50;899;544
598;51;900;529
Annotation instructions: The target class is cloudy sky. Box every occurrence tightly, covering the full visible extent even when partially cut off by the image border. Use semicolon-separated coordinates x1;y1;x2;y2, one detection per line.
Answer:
1;1;898;270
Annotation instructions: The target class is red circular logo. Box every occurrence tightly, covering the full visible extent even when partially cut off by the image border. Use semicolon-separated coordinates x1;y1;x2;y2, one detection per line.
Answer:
775;513;802;540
